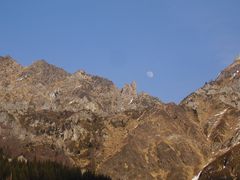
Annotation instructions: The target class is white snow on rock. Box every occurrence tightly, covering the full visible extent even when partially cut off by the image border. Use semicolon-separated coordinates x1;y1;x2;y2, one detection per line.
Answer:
69;100;76;105
128;98;134;105
231;70;239;79
192;162;213;180
214;108;228;117
192;171;202;180
16;74;29;81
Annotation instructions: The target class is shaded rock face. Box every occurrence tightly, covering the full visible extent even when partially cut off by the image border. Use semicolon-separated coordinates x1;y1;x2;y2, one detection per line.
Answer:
199;144;240;180
181;60;240;150
1;56;240;179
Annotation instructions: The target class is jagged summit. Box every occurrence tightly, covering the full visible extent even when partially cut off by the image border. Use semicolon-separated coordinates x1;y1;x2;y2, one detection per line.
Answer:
30;59;52;67
121;81;137;98
18;59;70;86
216;58;240;83
0;56;23;87
28;59;68;74
74;69;87;76
0;55;16;62
0;55;21;67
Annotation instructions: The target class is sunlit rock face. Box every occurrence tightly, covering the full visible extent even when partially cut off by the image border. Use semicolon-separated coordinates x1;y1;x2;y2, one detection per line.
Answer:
1;56;240;179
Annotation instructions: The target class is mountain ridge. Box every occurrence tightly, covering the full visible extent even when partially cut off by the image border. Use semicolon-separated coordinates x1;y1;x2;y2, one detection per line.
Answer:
1;55;240;179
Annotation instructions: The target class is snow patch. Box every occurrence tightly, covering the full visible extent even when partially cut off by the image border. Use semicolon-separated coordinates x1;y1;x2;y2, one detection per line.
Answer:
192;171;202;180
192;162;212;180
74;85;82;89
16;74;29;81
214;108;228;117
17;77;24;81
231;70;239;79
128;98;134;105
69;100;76;105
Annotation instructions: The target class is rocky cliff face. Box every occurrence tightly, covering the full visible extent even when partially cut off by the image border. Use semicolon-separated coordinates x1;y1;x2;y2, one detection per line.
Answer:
1;55;240;179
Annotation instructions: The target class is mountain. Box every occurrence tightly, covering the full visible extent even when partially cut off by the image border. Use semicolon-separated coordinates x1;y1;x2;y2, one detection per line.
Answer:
1;55;240;179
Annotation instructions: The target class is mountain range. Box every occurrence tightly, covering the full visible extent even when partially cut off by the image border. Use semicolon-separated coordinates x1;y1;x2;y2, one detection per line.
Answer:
1;55;240;179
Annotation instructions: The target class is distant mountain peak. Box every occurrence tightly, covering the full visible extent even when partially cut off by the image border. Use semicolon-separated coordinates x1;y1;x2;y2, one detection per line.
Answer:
18;59;70;86
32;59;49;65
0;56;22;73
73;70;89;78
0;55;19;66
215;58;240;83
30;59;59;69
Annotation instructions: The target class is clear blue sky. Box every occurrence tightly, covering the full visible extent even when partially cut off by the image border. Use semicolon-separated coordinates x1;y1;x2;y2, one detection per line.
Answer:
1;1;240;103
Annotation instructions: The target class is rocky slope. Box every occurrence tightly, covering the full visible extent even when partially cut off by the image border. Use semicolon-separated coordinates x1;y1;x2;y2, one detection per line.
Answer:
1;55;240;179
198;143;240;179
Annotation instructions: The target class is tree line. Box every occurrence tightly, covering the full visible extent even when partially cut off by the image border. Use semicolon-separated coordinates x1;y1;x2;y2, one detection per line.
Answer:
0;149;111;180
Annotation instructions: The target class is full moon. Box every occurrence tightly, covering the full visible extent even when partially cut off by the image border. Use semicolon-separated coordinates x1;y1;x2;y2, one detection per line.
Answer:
146;71;154;78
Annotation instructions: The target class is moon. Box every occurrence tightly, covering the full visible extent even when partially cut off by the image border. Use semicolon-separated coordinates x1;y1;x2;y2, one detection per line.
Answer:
146;71;154;78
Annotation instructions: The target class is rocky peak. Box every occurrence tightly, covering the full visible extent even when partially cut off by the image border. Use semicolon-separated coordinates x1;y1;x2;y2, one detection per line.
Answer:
216;58;240;83
0;56;21;70
28;59;65;73
0;55;16;64
20;59;70;86
74;70;87;76
0;56;22;87
181;57;240;111
121;81;137;98
32;59;49;66
73;70;91;81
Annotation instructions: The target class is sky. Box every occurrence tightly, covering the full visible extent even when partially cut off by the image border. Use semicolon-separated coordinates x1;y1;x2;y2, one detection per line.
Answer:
1;1;240;103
